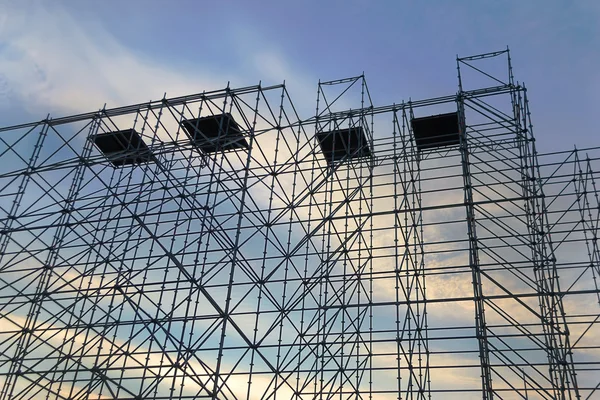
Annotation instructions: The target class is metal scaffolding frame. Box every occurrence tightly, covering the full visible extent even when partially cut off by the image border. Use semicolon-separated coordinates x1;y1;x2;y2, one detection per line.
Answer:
0;49;598;399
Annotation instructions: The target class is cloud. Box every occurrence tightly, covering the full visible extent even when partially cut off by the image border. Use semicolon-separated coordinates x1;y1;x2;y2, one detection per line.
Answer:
0;1;320;123
0;2;226;117
1;2;598;397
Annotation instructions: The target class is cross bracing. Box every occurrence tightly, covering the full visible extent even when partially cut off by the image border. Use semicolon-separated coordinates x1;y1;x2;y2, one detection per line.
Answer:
0;50;598;399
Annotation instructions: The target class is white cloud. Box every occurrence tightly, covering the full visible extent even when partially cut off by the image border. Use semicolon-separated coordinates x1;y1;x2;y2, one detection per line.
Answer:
1;2;598;397
0;1;319;121
0;2;227;116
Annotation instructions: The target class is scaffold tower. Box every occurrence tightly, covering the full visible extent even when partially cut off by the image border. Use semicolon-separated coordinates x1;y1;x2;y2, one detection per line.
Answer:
0;49;599;400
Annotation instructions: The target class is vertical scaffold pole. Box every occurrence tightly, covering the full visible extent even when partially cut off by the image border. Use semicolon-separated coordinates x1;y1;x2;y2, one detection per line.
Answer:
456;57;495;400
518;86;580;400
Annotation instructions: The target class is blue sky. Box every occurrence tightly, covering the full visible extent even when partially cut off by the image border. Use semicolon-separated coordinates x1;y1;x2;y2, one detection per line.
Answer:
1;1;599;398
1;0;599;152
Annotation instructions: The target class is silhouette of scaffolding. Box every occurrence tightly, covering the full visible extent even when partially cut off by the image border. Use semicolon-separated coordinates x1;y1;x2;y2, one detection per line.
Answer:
0;50;599;400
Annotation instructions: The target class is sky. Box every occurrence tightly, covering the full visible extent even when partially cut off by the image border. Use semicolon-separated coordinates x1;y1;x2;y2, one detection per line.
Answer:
0;1;599;398
1;0;599;153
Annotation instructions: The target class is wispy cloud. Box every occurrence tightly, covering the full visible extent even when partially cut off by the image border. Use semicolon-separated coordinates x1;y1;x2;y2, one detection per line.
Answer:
0;1;316;121
0;3;223;116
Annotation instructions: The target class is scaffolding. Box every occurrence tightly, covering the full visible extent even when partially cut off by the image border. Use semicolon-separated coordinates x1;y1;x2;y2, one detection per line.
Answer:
0;49;598;399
